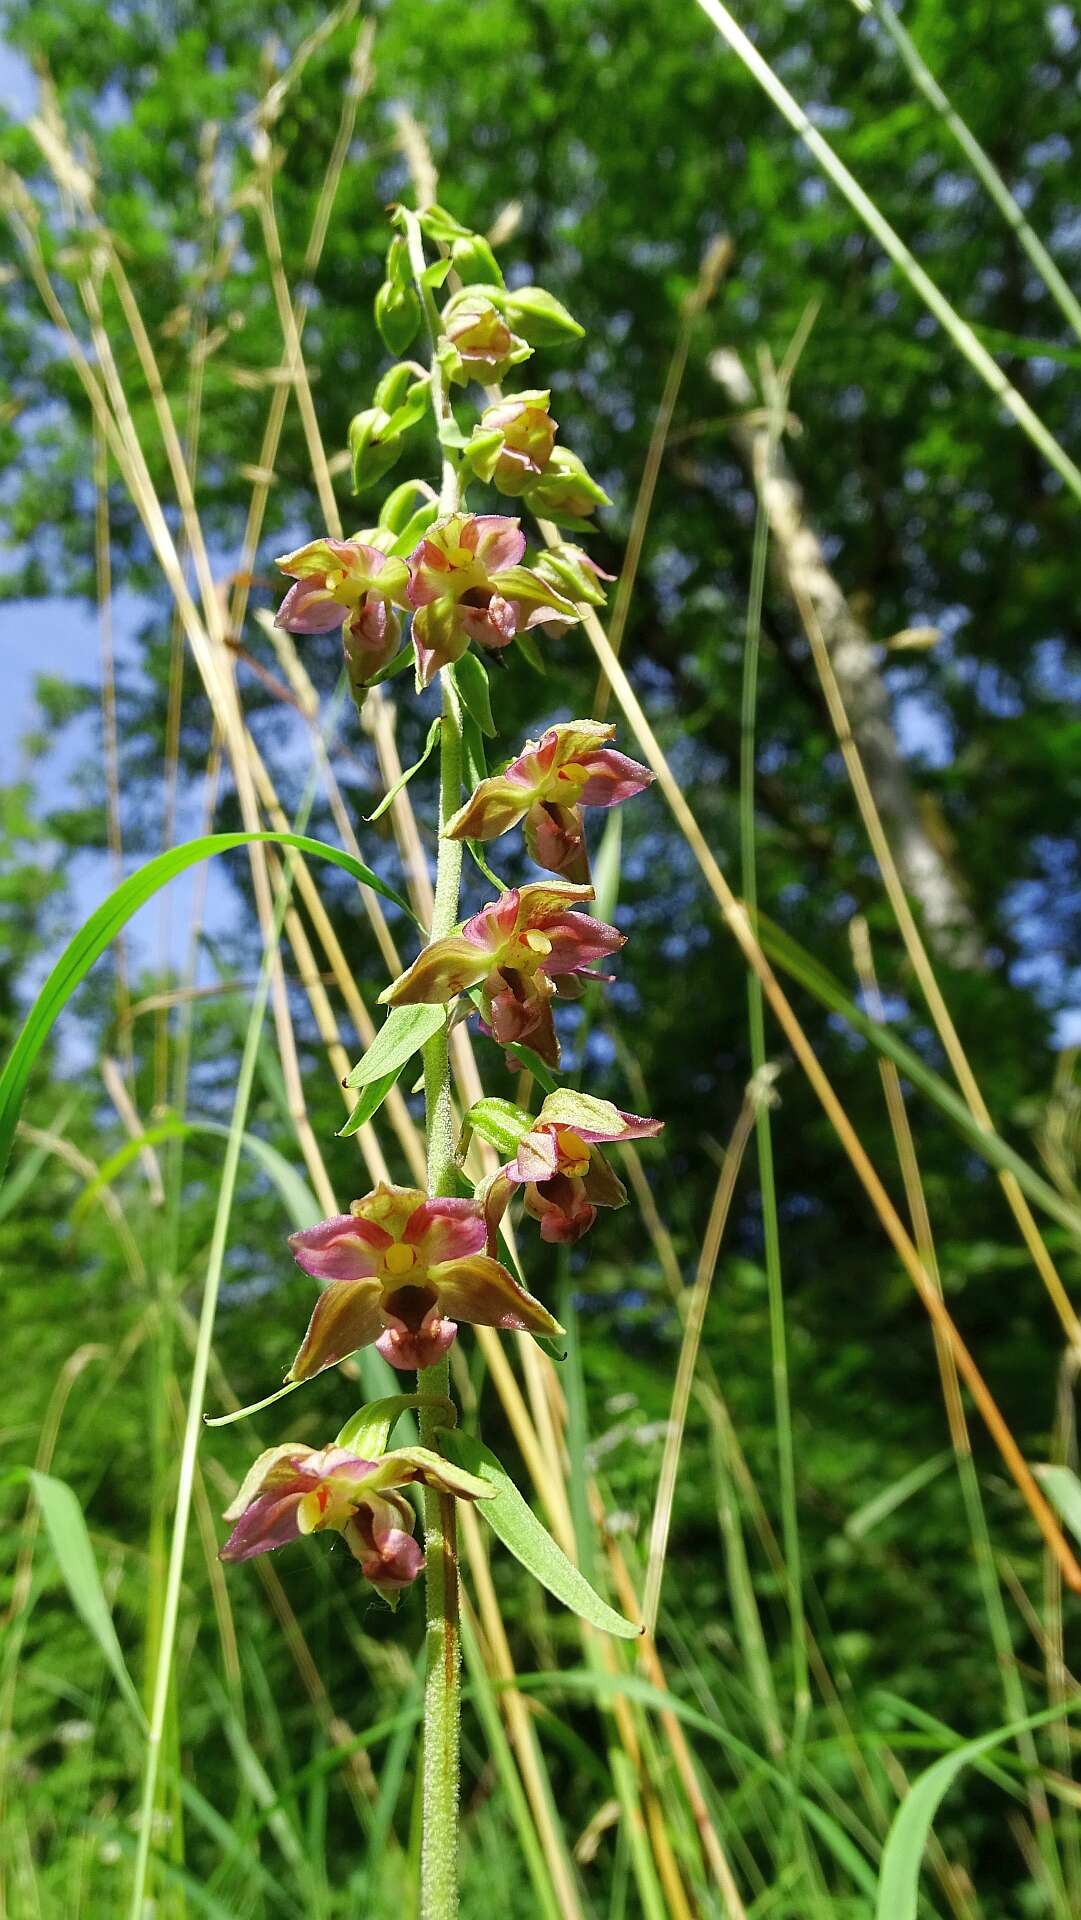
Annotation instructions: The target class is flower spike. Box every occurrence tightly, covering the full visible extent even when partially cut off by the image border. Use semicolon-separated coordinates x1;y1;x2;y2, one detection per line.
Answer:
286;1182;562;1378
380;883;624;1069
444;719;653;883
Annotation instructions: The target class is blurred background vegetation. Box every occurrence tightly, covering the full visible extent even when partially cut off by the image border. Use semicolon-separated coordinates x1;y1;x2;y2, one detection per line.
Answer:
2;1;1081;1915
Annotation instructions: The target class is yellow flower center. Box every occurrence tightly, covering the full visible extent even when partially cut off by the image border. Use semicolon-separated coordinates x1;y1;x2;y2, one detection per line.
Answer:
297;1481;356;1536
524;930;553;957
557;1131;590;1179
384;1241;417;1276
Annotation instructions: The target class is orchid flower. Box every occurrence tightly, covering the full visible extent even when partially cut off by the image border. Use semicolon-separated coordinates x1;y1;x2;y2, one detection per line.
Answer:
275;535;411;684
443;719;653;882
219;1441;490;1597
439;290;532;384
406;512;578;687
380;882;624;1068
465;390;557;495
287;1181;561;1376
476;1089;663;1245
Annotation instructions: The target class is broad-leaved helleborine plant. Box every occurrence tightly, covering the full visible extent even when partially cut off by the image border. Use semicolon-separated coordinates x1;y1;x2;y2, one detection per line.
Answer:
215;199;662;1920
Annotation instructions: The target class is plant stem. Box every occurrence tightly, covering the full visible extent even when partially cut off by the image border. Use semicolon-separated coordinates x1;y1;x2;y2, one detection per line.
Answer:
417;671;465;1920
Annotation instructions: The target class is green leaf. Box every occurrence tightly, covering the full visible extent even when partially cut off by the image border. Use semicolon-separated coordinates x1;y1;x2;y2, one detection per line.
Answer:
345;1003;447;1089
437;1428;642;1639
875;1701;1077;1919
366;716;442;822
450;653;496;737
460;712;489;791
463;1096;534;1157
336;1066;404;1138
335;1393;454;1456
513;629;547;674
1034;1464;1081;1547
26;1470;146;1726
0;831;415;1184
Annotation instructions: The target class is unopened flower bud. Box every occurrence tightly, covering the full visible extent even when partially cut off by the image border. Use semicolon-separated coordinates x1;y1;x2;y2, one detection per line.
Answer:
451;232;504;288
524;448;611;521
533;542;614;606
375;279;421;357
348;407;403;493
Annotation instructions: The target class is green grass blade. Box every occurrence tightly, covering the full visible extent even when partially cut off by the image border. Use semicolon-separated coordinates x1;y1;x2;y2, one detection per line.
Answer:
0;830;415;1181
875;1701;1080;1919
24;1469;146;1728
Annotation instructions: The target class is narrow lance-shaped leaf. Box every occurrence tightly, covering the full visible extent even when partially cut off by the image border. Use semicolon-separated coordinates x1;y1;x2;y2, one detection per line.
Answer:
437;1428;642;1639
366;716;442;822
345;1003;447;1089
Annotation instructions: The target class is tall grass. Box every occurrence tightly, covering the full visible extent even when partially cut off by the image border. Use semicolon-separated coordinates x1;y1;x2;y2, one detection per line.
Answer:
2;9;1080;1918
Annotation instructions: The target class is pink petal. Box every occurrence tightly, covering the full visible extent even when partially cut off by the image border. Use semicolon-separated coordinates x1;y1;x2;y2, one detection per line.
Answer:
471;515;525;575
219;1489;305;1561
275;578;348;634
538;911;625;975
512;1128;561;1184
288;1215;388;1283
576;748;654;809
406;1196;488;1266
376;1318;457;1371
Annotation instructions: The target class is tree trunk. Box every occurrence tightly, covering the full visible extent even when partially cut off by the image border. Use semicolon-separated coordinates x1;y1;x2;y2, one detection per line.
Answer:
711;347;983;971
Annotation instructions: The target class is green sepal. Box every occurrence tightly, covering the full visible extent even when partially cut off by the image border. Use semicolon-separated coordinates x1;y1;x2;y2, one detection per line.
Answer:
375;279;421;356
502;285;584;345
513;629;547;674
461;1096;534;1158
379;479;436;535
451;233;504;288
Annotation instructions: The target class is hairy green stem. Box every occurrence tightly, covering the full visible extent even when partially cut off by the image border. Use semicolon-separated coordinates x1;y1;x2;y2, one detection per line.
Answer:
417;675;465;1920
404;191;468;1917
